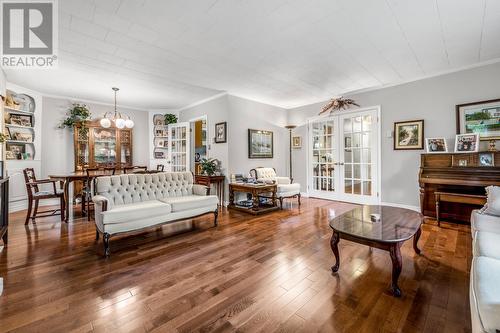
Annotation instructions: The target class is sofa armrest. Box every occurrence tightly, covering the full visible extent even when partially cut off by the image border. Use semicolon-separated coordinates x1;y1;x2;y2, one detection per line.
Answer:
92;195;109;232
275;177;291;185
193;184;209;196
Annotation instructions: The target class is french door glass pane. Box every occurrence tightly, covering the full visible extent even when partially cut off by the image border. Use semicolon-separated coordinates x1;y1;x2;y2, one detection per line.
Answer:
312;119;335;192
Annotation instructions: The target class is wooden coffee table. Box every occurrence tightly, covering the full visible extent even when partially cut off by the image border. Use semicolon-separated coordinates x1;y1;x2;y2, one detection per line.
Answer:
329;205;423;297
228;183;278;215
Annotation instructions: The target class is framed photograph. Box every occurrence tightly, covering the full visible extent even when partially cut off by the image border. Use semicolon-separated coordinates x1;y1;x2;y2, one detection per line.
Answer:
292;136;302;148
19;115;32;127
5;128;11;140
12;132;33;142
479;152;494;167
425;138;448;153
9;114;23;126
454;133;479;153
456;98;500;140
154;151;164;159
394;120;424;150
248;129;273;158
215;122;227;143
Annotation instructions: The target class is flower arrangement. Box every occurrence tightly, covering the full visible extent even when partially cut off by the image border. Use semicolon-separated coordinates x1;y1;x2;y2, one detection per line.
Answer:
60;103;91;129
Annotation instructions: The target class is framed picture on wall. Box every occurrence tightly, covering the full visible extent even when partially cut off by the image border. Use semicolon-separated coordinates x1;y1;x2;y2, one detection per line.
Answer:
456;98;500;140
394;119;424;150
292;136;302;148
425;138;448;153
454;133;479;153
248;129;273;158
215;122;227;143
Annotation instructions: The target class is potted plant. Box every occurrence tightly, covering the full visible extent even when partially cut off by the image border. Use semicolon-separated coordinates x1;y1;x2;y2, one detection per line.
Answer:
200;158;221;176
60;103;91;129
164;113;177;125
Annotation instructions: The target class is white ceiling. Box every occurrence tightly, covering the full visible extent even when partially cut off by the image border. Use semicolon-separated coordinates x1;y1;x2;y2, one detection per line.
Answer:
4;0;500;110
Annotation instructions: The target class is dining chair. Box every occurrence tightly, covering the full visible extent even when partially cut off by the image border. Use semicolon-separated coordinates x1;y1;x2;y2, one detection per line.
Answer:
103;167;116;175
23;168;65;225
82;167;99;221
124;166;148;174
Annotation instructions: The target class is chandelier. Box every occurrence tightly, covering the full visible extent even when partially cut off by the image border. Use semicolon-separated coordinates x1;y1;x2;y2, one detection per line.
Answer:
99;87;134;129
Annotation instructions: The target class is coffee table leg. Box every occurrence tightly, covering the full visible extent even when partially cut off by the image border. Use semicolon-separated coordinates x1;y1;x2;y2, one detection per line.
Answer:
389;243;402;297
413;226;422;255
330;231;340;273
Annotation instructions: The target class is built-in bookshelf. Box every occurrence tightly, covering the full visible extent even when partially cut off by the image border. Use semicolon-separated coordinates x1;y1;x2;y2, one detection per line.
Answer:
3;90;36;160
153;114;169;159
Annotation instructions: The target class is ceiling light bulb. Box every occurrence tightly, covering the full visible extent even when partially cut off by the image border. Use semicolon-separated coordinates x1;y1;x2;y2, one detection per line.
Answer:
115;118;126;129
100;118;111;128
125;119;134;128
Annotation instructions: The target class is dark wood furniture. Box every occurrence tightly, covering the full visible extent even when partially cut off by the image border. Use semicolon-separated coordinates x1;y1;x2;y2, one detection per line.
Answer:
419;152;500;222
434;192;486;226
24;168;65;225
195;175;225;206
124;166;147;174
329;205;423;297
0;178;9;245
228;183;278;215
49;170;118;223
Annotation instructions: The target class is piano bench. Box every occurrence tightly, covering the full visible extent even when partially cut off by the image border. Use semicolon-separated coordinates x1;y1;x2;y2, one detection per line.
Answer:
434;192;486;226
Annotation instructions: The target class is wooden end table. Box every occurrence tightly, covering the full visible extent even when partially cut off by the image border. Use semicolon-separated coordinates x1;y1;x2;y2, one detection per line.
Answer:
329;205;423;297
195;175;225;206
228;183;279;215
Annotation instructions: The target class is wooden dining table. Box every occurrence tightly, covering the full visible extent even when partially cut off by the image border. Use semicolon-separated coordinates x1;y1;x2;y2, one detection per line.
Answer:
49;170;161;222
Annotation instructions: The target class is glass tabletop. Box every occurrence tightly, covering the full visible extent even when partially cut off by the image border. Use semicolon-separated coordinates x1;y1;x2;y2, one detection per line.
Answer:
329;205;423;243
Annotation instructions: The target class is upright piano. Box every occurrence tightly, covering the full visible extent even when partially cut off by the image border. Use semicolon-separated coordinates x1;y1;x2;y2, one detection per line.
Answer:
419;152;500;222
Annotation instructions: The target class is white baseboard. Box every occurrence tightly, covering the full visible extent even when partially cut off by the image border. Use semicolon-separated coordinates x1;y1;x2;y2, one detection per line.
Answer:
381;201;421;212
9;199;61;213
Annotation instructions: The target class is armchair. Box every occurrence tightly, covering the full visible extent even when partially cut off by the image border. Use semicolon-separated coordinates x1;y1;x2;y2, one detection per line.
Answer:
250;167;301;209
23;168;65;225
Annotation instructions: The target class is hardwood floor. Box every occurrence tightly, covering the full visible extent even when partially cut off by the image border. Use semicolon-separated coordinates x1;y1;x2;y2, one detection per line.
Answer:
0;198;472;333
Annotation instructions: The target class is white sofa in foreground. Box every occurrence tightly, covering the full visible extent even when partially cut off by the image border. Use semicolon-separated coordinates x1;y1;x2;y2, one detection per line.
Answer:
470;185;500;333
92;172;218;256
250;167;301;209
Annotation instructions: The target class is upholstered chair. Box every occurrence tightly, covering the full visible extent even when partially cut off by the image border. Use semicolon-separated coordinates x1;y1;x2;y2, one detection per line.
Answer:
250;167;301;209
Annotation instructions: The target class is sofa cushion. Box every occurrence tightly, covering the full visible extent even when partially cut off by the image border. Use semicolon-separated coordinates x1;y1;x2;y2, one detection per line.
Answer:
471;210;500;237
277;183;301;197
485;185;500;216
473;231;500;260
160;195;218;212
255;168;277;180
470;257;500;333
102;200;171;225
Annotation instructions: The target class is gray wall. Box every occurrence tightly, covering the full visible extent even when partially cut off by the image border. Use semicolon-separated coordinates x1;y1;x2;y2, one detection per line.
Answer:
288;62;500;208
41;97;149;178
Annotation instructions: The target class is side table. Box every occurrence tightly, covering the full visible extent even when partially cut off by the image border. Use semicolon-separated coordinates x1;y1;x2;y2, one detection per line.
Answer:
195;175;226;206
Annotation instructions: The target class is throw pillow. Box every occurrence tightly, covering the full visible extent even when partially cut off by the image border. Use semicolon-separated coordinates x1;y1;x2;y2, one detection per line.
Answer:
485;186;500;216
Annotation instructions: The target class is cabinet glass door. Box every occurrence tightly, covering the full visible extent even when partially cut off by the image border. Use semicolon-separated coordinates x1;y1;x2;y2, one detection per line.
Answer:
120;130;132;166
93;128;117;166
168;122;190;172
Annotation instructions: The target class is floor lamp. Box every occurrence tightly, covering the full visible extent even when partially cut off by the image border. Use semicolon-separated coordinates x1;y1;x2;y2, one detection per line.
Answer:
285;125;296;182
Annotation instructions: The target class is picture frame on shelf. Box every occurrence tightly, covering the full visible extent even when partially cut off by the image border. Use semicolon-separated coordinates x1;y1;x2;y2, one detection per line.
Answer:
215;122;227;143
292;136;302;148
12;132;33;142
394;120;424;150
248;129;273;158
4;128;11;140
154;151;164;159
454;133;479;153
425;138;448;153
479;152;494;167
8;114;23;126
456;98;500;140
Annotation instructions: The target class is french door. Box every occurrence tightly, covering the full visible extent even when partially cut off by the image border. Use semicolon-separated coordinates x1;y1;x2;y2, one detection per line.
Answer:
308;107;379;204
168;122;190;172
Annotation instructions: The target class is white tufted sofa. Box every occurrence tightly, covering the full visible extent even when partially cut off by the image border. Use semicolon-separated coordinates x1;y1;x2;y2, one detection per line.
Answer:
92;172;218;256
250;167;301;209
470;186;500;333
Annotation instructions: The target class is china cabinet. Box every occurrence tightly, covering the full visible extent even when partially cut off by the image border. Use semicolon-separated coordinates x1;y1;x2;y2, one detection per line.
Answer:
73;120;133;171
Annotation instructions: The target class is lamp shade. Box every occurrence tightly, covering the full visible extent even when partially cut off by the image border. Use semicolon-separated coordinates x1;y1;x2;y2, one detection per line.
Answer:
100;117;111;128
125;119;134;128
115;118;126;129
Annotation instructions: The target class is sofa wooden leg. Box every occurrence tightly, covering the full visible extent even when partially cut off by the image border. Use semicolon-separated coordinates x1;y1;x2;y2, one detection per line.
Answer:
297;193;301;206
279;197;283;210
103;233;111;257
213;208;219;227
